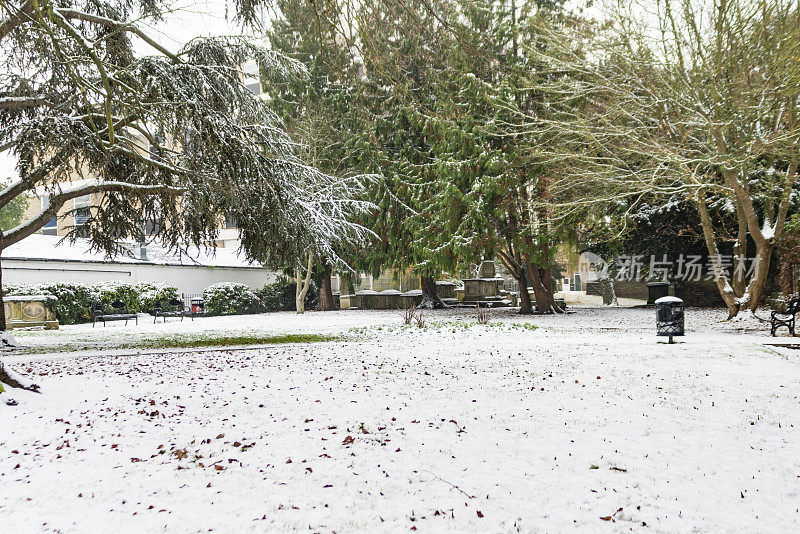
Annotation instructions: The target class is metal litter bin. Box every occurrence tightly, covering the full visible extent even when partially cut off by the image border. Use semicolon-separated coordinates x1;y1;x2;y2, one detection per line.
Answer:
655;296;684;343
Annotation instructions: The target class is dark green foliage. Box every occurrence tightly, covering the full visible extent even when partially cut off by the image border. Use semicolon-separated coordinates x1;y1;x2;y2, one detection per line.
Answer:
136;282;180;314
95;282;142;312
257;276;317;312
202;282;264;316
39;283;98;324
0;185;27;231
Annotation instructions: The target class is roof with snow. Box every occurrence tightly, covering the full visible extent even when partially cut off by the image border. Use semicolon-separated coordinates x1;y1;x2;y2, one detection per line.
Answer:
3;234;264;269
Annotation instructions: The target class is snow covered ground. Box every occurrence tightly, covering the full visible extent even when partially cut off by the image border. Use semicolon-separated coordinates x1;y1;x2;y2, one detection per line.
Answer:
2;307;800;532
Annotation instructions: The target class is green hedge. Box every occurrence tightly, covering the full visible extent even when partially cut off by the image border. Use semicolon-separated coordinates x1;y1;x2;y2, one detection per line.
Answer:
202;282;264;315
3;278;320;323
2;281;179;324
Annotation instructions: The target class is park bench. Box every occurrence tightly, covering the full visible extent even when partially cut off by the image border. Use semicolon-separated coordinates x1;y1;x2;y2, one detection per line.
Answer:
93;300;138;327
771;297;800;336
153;298;192;323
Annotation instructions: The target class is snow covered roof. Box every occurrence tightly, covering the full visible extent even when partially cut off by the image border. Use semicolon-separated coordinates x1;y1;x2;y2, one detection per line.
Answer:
3;234;264;269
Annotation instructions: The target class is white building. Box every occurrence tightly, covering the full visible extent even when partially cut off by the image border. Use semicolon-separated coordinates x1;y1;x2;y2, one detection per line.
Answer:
1;234;277;294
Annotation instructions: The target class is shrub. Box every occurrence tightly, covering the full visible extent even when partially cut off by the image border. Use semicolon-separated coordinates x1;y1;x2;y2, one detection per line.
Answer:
39;283;99;324
203;282;263;315
94;281;141;312
137;281;179;314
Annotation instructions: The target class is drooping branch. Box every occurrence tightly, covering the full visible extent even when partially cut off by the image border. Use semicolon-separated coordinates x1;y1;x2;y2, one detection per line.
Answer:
0;96;51;110
54;8;181;62
0;181;185;249
0;0;34;42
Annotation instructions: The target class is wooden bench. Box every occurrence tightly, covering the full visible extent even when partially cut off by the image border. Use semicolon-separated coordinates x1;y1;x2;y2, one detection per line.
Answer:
771;297;800;336
153;298;191;323
93;300;138;327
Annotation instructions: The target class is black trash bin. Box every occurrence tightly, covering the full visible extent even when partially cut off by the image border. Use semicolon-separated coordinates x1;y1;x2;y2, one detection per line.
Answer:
655;296;684;343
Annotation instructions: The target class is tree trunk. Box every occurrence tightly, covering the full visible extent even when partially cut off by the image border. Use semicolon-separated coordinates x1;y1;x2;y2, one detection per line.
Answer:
295;253;314;314
538;250;564;313
601;276;618;306
517;272;534;314
732;200;748;296
524;262;549;312
0;359;39;392
524;257;562;313
417;276;448;309
745;243;774;313
697;191;741;318
1;251;39;391
317;262;335;311
0;249;6;331
497;248;533;314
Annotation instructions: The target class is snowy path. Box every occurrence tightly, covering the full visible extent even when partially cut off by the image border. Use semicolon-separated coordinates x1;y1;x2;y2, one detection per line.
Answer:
2;307;800;532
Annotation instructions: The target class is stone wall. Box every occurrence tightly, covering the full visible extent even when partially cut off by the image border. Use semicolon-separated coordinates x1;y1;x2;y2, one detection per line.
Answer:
673;281;725;307
585;281;649;300
585;280;725;307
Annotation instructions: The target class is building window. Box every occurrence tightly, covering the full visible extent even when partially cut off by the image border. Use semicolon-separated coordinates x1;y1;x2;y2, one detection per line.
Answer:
225;212;238;229
74;208;91;237
73;195;91;237
144;218;162;235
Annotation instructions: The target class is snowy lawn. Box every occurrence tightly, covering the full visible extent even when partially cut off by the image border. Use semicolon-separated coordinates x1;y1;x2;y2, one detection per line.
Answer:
2;307;800;532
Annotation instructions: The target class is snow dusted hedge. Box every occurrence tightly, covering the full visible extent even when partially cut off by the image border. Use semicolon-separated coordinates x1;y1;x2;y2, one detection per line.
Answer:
2;281;179;324
94;281;142;313
202;282;263;316
137;282;180;314
2;279;315;323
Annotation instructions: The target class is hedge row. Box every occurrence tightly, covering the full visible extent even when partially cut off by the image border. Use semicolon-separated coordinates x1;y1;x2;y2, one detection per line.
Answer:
3;281;178;325
3;277;319;324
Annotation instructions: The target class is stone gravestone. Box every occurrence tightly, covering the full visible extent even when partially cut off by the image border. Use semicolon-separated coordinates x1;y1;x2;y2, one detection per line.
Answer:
478;260;496;279
4;295;59;329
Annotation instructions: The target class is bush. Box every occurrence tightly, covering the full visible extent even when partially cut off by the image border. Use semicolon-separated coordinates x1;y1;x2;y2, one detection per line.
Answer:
137;281;180;314
94;281;142;312
39;283;99;324
203;282;263;315
257;276;317;312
